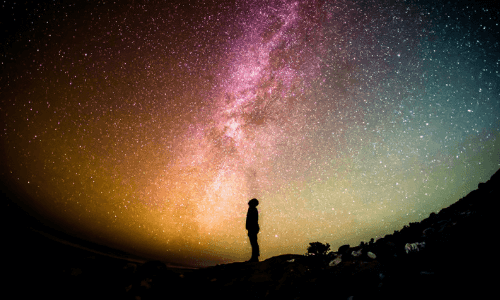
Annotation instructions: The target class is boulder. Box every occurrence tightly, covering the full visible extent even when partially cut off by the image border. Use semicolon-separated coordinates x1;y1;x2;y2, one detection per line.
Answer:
338;244;350;255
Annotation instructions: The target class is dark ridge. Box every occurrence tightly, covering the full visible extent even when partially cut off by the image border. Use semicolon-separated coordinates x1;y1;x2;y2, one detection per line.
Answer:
3;168;498;299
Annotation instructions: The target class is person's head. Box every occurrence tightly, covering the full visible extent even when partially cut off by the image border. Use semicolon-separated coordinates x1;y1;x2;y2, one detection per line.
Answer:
248;198;259;207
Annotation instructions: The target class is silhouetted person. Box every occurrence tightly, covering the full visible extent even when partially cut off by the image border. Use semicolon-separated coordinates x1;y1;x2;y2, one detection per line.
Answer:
246;198;260;262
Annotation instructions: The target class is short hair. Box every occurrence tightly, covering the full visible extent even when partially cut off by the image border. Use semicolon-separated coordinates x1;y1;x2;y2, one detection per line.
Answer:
248;198;259;207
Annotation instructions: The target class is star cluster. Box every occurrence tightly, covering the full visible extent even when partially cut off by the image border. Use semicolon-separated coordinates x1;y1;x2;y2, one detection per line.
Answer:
1;0;499;267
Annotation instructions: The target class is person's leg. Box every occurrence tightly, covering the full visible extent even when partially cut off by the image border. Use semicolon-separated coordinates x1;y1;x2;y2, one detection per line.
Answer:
248;231;260;261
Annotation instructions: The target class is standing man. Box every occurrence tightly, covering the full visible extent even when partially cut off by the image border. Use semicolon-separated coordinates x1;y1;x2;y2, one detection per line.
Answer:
246;198;260;262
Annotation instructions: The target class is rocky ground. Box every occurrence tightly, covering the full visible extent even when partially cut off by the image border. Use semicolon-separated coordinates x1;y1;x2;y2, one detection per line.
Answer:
4;169;498;299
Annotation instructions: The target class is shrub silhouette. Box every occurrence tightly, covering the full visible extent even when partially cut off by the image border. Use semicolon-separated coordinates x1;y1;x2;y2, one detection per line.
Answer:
307;242;331;256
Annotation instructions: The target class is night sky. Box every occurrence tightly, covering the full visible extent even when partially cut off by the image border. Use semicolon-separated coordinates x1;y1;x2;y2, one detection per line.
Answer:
1;0;499;267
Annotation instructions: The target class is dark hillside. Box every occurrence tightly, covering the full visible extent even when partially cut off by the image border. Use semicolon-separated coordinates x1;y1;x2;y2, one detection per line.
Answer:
2;168;498;299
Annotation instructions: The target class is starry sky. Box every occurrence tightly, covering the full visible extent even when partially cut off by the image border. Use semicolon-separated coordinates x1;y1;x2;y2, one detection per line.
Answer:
1;0;499;267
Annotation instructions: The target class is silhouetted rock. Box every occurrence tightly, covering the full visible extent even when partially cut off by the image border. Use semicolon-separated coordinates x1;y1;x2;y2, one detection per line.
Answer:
422;227;435;238
338;244;350;254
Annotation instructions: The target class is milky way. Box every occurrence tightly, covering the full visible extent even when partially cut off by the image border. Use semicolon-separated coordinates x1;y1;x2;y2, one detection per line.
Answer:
1;0;499;267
